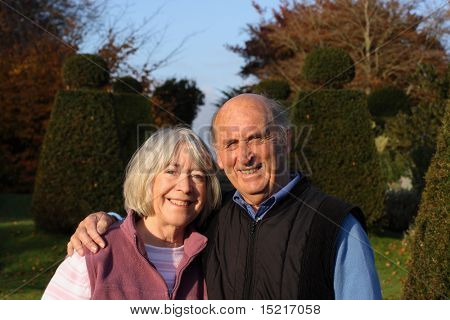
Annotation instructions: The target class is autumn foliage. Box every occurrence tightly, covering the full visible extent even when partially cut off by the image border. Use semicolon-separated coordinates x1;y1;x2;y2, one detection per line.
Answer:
230;0;448;95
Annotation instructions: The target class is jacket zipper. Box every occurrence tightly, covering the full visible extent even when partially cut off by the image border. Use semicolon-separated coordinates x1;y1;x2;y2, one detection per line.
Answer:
243;217;260;299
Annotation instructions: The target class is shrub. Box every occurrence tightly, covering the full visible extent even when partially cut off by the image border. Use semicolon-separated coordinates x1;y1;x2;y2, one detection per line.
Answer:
403;104;449;299
382;189;419;232
32;91;124;233
253;79;291;100
112;76;143;94
291;90;385;227
368;86;410;118
151;78;204;126
302;47;355;88
63;54;109;89
113;93;154;164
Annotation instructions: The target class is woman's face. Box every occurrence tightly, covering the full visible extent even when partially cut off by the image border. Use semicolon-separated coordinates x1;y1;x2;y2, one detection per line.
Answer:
151;145;207;229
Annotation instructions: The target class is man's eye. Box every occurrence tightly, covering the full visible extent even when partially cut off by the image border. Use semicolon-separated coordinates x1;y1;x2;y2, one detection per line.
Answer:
225;141;237;149
248;136;264;144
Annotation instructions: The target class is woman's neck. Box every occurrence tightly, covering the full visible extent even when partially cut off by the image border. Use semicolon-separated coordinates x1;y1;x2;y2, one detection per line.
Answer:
136;217;185;248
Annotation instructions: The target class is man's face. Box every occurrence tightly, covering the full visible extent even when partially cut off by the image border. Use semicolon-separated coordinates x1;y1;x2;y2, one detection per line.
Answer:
213;95;290;207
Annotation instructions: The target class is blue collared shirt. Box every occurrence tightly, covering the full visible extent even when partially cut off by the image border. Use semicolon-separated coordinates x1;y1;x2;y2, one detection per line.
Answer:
232;173;382;300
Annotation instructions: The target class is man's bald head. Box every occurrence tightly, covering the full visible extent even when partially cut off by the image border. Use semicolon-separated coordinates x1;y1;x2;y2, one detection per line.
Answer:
210;93;290;145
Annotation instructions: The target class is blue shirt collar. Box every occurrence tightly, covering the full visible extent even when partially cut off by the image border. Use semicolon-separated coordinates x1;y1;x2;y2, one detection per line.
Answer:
232;173;302;221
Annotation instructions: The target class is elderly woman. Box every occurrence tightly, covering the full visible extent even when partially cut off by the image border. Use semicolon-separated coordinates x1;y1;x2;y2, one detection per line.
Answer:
42;127;221;299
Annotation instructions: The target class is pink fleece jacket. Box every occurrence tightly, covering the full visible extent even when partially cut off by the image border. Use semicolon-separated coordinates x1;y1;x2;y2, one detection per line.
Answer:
85;212;208;299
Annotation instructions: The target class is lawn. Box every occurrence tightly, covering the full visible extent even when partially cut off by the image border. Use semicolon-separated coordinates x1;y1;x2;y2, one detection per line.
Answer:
0;193;410;299
0;194;67;299
369;230;410;299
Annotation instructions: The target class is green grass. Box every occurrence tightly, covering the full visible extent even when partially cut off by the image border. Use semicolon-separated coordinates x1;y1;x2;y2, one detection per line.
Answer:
0;193;411;299
370;230;411;299
0;194;68;299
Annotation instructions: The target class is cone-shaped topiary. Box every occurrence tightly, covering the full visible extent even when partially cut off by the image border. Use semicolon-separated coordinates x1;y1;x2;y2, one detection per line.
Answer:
253;79;291;100
63;54;109;89
302;47;355;88
113;93;154;165
32;55;153;233
403;104;449;299
291;90;385;226
368;86;410;118
32;91;124;233
112;76;143;94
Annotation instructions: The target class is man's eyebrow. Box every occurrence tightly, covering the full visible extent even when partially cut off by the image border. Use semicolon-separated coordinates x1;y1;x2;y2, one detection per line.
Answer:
222;138;238;144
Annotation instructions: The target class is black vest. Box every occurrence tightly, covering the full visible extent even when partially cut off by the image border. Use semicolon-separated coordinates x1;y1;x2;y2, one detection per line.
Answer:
203;176;366;300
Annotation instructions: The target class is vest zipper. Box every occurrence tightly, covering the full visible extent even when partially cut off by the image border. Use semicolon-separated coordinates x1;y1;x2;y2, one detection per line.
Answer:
170;241;207;299
134;235;171;299
243;217;260;299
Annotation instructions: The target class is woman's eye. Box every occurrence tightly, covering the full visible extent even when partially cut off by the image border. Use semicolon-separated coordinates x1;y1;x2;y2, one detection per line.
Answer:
192;173;205;181
165;169;176;175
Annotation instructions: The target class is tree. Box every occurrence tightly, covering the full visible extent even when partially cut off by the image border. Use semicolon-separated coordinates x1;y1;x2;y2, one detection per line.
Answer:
230;0;448;95
150;78;204;127
0;1;187;192
0;0;99;192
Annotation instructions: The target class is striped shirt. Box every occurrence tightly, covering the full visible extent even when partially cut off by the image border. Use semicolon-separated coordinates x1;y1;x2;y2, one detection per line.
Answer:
42;245;184;299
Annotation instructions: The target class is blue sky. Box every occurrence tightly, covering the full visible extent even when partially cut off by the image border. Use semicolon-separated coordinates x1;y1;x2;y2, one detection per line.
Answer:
90;0;280;140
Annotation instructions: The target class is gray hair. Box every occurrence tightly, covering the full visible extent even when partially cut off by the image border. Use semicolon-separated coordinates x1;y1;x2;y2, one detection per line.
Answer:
123;127;221;220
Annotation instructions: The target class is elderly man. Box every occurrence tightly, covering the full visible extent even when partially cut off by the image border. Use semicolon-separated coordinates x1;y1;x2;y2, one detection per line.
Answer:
68;94;381;299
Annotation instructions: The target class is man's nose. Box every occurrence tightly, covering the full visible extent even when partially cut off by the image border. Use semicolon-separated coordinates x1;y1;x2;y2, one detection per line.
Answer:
237;142;254;165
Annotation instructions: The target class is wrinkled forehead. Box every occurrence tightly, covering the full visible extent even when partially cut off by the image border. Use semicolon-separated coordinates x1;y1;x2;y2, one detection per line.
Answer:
214;102;272;137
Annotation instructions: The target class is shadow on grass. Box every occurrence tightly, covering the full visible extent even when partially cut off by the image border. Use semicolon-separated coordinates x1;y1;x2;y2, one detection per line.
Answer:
0;193;68;299
371;228;405;240
0;193;33;221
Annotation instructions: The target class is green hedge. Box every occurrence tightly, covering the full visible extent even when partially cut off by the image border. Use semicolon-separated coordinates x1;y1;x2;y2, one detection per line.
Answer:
63;54;109;89
368;86;410;118
403;104;449;299
253;79;291;100
113;93;154;164
32;91;124;233
113;76;143;94
302;48;355;88
291;90;385;226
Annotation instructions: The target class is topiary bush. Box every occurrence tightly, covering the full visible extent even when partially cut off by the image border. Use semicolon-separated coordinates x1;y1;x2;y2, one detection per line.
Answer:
368;86;410;118
63;54;109;89
253;79;291;101
291;90;385;227
302;47;355;88
113;93;154;165
32;91;124;233
112;76;143;94
32;55;154;233
403;104;449;299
